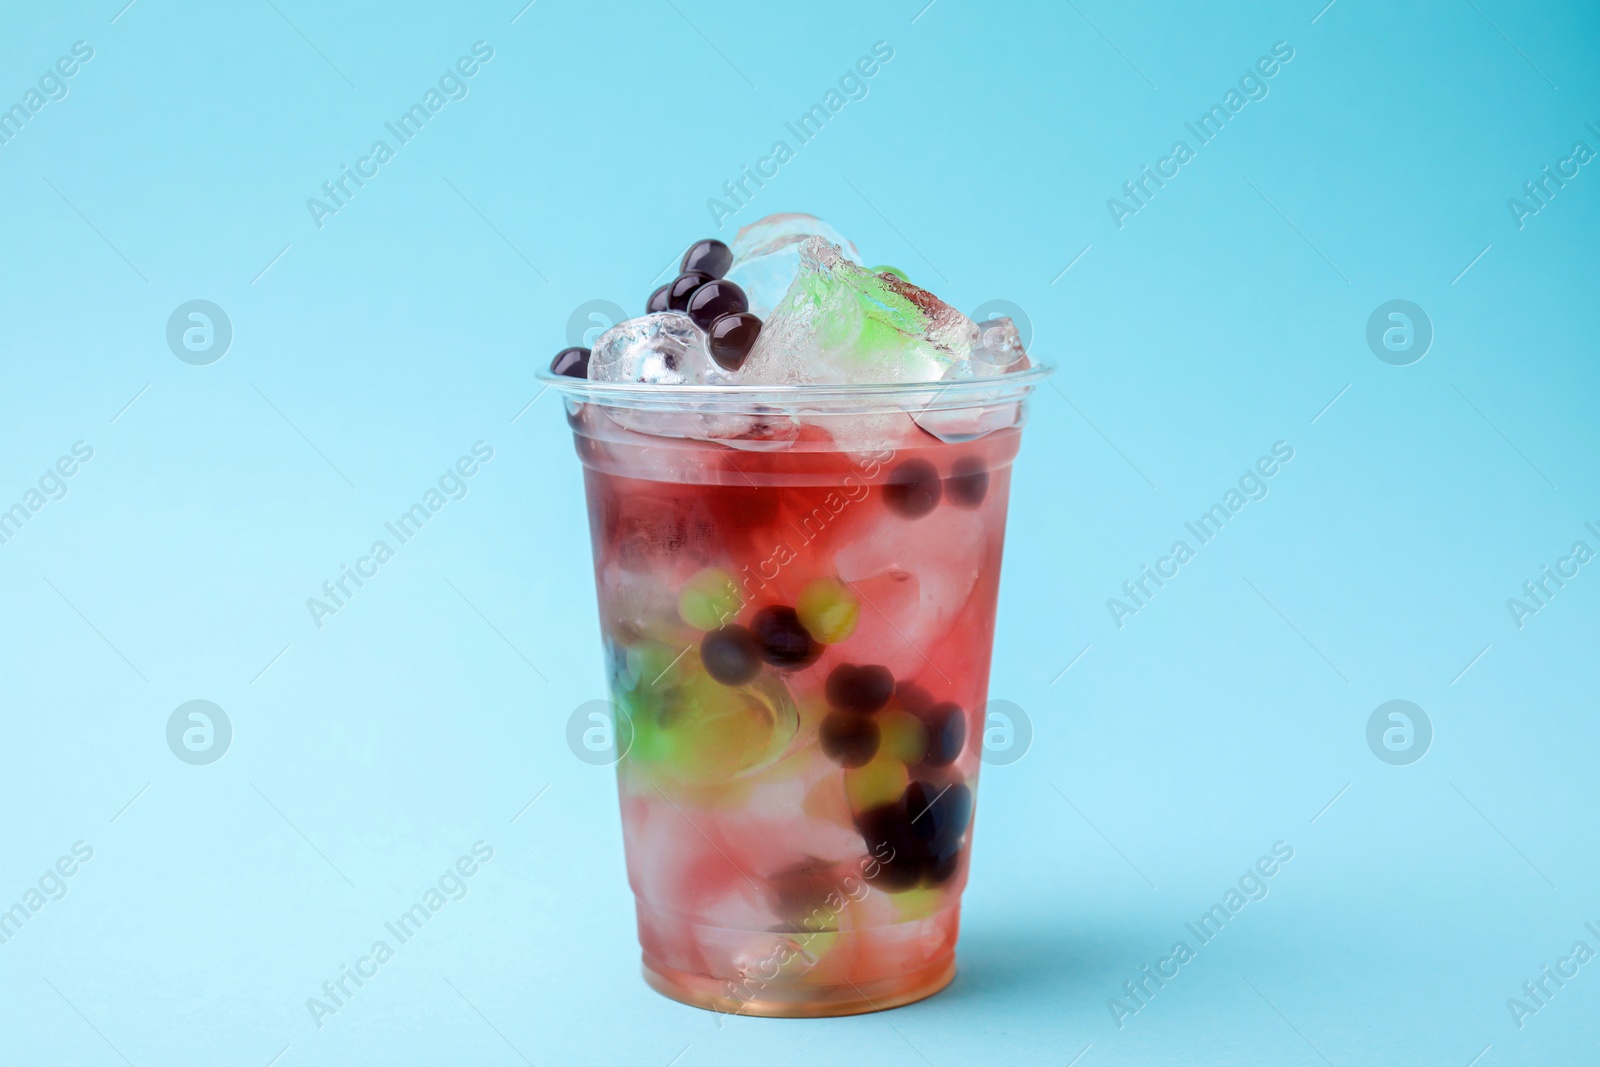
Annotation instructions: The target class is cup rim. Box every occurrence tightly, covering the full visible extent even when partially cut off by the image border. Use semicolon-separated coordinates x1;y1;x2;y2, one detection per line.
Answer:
536;360;1054;408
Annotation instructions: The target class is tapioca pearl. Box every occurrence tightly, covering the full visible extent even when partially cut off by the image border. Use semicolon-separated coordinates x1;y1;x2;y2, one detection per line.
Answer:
844;750;909;812
796;578;859;644
686;278;750;331
679;567;743;631
826;664;894;714
646;284;671;314
700;625;761;685
919;702;966;767
906;780;973;860
885;884;947;922
820;711;879;769
878;708;929;764
648;669;798;782
903;780;938;841
926;848;963;885
869;856;925;891
681;238;734;279
882;459;942;518
751;605;819;669
667;271;712;311
768;859;839;924
855;800;925;891
707;312;762;371
945;455;989;508
550;347;590;378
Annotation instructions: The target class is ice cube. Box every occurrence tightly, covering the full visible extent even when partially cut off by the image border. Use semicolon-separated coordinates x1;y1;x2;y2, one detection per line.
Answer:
928;316;1031;381
909;315;1032;441
726;213;863;319
910;391;1027;443
731;212;862;263
589;312;726;385
971;316;1029;371
738;237;979;386
589;312;751;438
833;505;989;681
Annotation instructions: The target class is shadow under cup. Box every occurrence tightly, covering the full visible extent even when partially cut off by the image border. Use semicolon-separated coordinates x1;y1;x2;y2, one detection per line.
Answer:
546;368;1048;1017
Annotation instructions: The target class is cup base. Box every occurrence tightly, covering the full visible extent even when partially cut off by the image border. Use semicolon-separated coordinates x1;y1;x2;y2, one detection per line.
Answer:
641;953;956;1018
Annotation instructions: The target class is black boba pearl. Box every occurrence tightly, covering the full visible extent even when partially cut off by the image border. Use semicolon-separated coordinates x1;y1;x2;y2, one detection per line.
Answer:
681;238;734;279
646;283;671;314
768;859;837;926
927;849;962;885
708;312;762;371
921;702;966;767
826;664;894;714
906;780;972;863
820;711;879;768
855;802;925;891
667;271;712;311
686;278;749;331
750;605;819;669
550;347;589;378
883;459;942;518
945;455;989;508
701;625;761;685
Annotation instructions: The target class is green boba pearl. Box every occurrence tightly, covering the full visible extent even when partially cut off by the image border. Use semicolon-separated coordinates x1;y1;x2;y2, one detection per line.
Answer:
645;667;800;784
679;567;743;631
871;265;908;281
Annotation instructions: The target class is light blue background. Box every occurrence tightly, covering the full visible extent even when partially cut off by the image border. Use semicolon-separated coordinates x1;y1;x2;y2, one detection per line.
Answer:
1;0;1596;1064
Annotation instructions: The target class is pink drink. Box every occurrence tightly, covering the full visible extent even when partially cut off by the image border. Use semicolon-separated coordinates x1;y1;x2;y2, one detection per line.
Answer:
554;376;1042;1017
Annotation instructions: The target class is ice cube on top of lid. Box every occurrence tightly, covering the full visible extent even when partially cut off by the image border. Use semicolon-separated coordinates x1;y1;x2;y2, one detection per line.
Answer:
588;311;728;385
738;237;979;386
725;213;864;319
972;316;1027;370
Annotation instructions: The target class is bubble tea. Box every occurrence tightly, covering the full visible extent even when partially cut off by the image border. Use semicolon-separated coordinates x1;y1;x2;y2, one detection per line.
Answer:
544;214;1047;1017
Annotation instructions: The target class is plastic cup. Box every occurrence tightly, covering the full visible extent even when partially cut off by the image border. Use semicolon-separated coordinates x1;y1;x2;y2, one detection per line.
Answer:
544;367;1047;1017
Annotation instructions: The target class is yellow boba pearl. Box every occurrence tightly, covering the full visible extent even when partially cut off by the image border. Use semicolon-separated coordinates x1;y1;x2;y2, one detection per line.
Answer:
679;567;743;631
797;578;859;644
844;750;908;811
877;709;929;765
892;886;946;922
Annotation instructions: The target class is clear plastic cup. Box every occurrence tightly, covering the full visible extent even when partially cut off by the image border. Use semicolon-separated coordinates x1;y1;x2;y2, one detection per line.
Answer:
545;368;1048;1017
